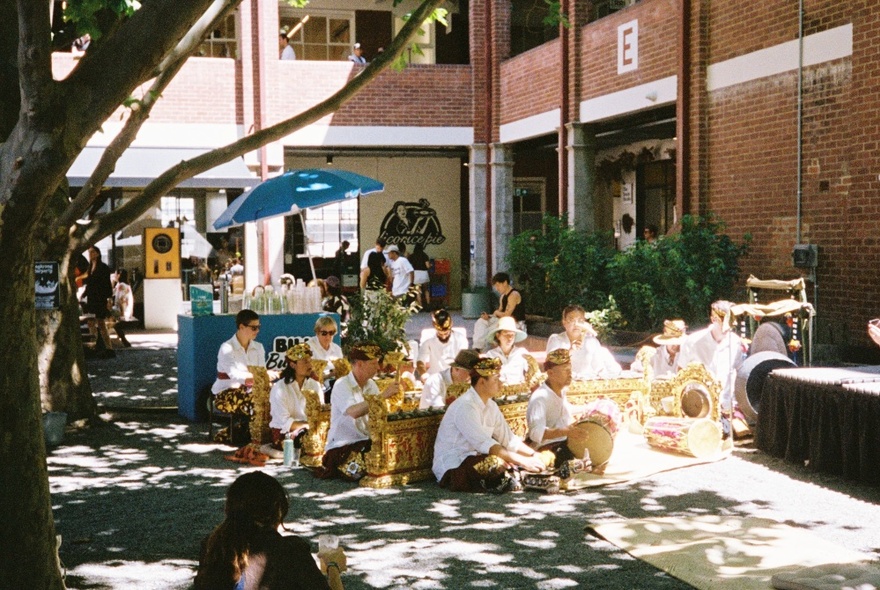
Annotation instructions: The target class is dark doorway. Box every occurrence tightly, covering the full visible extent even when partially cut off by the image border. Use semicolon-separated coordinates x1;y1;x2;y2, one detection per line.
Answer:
636;159;675;238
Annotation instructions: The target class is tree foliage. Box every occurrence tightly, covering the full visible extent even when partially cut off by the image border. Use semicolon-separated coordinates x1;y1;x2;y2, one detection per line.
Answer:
507;214;750;332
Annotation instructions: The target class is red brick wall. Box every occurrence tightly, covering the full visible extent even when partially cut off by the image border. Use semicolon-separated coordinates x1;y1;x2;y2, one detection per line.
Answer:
264;62;473;128
51;54;239;125
149;58;239;123
579;0;679;103
499;40;562;125
708;0;851;63
700;3;880;347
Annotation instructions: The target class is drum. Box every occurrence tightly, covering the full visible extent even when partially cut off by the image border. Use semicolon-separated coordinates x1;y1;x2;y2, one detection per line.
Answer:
643;417;722;458
678;382;714;420
735;351;796;425
567;398;621;466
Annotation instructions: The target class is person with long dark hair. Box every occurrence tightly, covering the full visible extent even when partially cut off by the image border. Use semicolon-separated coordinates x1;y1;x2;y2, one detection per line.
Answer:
81;246;115;358
196;471;345;589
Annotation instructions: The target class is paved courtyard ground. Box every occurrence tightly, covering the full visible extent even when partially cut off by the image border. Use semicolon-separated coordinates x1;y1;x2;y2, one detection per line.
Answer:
49;313;880;589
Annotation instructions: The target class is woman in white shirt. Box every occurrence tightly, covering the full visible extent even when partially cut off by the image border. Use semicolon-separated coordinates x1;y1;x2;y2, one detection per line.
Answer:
484;316;531;386
269;343;321;449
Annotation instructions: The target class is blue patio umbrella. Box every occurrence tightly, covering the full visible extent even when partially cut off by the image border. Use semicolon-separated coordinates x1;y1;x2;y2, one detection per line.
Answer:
212;168;384;230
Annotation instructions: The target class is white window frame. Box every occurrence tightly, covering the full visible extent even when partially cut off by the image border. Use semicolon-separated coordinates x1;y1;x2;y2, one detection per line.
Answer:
281;7;355;62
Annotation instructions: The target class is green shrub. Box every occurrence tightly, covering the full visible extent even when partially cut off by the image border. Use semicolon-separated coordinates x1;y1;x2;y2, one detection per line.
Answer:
507;213;750;332
507;215;616;318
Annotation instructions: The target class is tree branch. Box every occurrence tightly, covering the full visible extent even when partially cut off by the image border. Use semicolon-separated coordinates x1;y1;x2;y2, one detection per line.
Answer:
58;0;216;145
16;0;52;118
54;0;241;234
72;0;447;248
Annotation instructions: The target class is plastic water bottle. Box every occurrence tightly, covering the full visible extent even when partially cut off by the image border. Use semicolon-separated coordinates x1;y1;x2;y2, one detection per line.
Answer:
283;438;294;467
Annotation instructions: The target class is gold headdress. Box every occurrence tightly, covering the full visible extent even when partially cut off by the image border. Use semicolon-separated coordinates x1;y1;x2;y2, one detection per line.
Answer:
472;357;502;378
285;342;313;362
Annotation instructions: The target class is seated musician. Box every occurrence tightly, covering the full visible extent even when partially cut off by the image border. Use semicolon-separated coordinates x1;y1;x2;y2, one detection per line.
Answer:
317;343;397;481
269;343;321;450
212;310;274;446
678;300;745;418
417;309;468;380
484;316;531;387
432;357;549;493
307;316;343;365
526;349;587;466
630;319;687;379
419;348;480;409
546;304;621;380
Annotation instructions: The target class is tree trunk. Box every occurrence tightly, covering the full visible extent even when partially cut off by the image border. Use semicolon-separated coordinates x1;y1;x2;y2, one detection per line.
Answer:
0;231;65;589
36;251;97;422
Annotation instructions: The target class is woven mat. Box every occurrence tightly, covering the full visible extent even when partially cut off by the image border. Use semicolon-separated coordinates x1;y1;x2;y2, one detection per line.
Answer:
565;429;730;489
586;515;873;590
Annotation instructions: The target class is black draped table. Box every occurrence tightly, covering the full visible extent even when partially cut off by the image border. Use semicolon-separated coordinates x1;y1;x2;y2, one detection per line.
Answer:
755;366;880;485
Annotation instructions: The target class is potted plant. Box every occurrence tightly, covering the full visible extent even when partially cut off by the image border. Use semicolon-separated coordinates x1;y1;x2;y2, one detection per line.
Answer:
343;289;418;358
459;262;492;319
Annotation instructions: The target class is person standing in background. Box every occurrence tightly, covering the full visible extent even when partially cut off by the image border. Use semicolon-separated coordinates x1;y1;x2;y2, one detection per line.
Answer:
279;28;296;60
408;243;431;309
82;246;115;358
347;42;366;64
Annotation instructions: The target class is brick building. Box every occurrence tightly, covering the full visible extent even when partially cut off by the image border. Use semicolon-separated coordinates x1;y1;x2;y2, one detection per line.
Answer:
61;0;878;351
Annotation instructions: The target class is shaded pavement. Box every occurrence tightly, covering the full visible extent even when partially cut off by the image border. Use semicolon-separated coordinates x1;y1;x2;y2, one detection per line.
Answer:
51;312;880;589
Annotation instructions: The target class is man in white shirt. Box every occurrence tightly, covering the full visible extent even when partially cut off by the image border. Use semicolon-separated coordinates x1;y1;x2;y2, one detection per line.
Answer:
419;348;479;409
630;319;687;379
526;348;587;466
678;301;745;415
318;343;397;480
279;29;296;60
417;309;468;379
433;357;548;493
546;304;621;380
269;343;321;449
348;42;366;64
385;244;414;300
212;310;272;446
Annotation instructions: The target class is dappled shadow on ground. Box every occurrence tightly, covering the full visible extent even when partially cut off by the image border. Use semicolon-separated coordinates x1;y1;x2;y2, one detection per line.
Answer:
50;410;880;590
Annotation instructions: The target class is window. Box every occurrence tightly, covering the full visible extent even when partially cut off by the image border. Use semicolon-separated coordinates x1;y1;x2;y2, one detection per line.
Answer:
197;11;238;58
281;10;353;61
293;200;359;259
510;0;559;57
160;196;195;229
513;178;545;235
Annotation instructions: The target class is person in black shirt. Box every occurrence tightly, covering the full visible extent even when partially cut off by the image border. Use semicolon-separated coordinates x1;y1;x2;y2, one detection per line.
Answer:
196;471;346;590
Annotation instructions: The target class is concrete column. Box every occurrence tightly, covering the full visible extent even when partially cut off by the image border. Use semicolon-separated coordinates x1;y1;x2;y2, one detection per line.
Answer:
468;144;489;288
566;122;597;233
490;143;514;274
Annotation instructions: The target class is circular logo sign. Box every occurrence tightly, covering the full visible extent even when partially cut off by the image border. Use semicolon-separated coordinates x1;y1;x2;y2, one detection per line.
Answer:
151;233;174;254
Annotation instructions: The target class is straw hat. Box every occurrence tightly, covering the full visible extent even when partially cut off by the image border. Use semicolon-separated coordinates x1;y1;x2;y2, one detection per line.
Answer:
653;319;687;345
485;316;527;344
